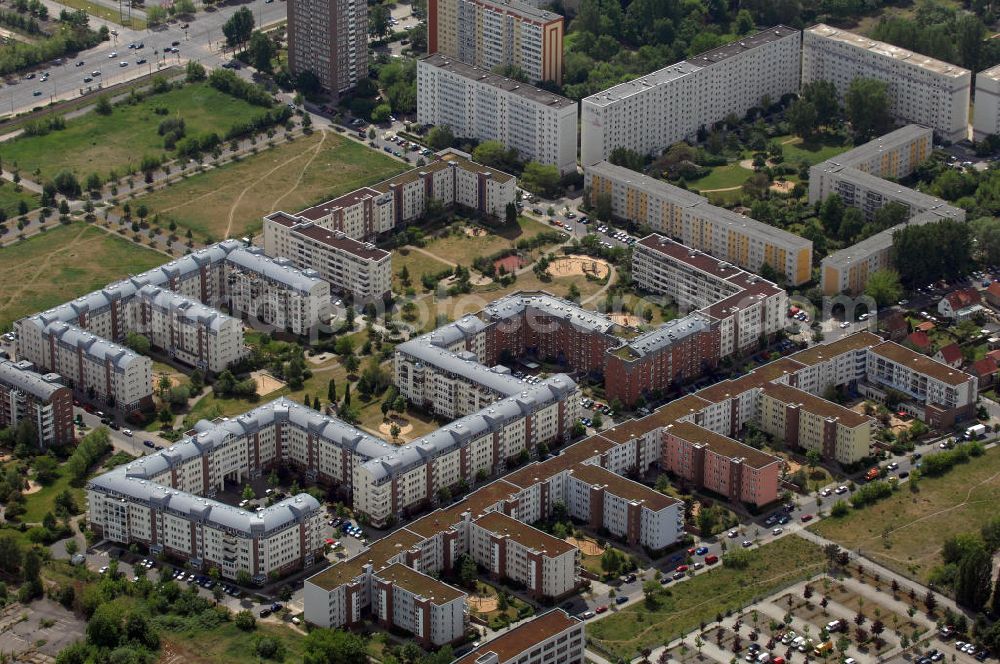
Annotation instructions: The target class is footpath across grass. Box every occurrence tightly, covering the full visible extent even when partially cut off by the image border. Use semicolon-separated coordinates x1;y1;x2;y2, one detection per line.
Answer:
0;82;263;182
587;536;825;662
810;445;1000;583
0;222;166;330
134;130;405;243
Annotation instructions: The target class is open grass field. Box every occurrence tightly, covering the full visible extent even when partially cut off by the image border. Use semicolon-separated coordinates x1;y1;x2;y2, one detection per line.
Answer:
0;180;40;216
0;83;262;182
688;164;750;192
19;465;85;524
587;537;825;662
56;0;146;27
160;621;305;664
393;247;453;291
810;446;1000;583
779;134;851;166
0;222;166;330
135;130;405;243
421;216;563;264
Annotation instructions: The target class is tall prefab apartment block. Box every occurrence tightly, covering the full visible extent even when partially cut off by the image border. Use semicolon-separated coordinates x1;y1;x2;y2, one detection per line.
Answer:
288;0;367;95
427;0;563;85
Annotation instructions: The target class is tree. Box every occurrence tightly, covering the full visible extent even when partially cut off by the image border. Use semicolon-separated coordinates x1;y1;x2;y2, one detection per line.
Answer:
459;554;477;588
185;60;206;82
369;3;391;39
846;78;892;140
53;171;81;198
893;219;972;287
427;125;455;150
864;269;903;307
247;31;274;72
146;4;167;24
595;192;613;222
242;484;255;501
801;80;840;125
787;98;818;139
805;449;822;470
95;94;112;116
521;162;561;198
955;546;993;611
302;626;368;664
505;202;518;227
125;332;150;355
222;7;254;50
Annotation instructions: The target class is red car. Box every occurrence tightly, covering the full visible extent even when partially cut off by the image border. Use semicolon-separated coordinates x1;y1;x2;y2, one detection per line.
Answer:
675;564;689;572
704;554;719;565
595;606;608;614
800;514;813;522
687;547;696;555
324;538;335;545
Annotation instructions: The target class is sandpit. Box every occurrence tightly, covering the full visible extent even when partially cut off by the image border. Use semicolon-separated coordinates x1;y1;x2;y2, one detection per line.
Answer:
469;595;499;612
464;226;488;237
609;313;642;327
770;181;795;194
568;536;604;556
547;255;611;279
378;416;414;441
251;370;286;396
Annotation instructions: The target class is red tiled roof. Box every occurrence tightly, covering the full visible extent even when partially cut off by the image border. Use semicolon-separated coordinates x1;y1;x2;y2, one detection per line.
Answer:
945;288;981;310
971;357;998;377
937;343;962;364
905;331;932;349
987;282;1000;299
915;321;935;332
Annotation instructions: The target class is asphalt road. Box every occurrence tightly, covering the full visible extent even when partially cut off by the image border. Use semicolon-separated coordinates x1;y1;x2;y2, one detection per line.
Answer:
4;0;288;115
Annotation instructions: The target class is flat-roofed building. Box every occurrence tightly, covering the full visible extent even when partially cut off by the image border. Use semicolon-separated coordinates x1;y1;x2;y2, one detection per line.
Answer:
427;0;564;85
371;563;467;646
581;26;801;166
0;359;74;448
287;0;367;95
222;247;332;335
469;510;578;599
974;65;1000;140
802;24;971;141
262;213;392;303
453;610;584;664
564;463;683;550
810;127;966;295
759;382;874;464
660;421;783;506
586;161;813;285
417;54;577;173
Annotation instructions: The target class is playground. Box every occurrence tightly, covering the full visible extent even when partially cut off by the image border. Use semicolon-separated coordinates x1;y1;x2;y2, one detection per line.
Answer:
546;255;611;279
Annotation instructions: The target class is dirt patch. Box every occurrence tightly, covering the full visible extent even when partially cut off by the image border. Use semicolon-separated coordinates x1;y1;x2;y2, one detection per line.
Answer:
770;181;795;194
609;313;642;327
251;370;285;396
378;416;414;442
547;255;611;279
23;480;42;495
469;595;499;612
464;226;489;237
308;352;336;366
568;536;604;556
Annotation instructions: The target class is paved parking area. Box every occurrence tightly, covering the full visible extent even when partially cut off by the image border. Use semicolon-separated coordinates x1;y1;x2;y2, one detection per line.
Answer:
0;599;86;661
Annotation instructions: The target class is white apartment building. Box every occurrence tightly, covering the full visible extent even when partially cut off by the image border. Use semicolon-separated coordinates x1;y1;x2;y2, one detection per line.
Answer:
223;248;332;335
263;213;392;303
268;150;517;246
586;161;813;285
564;463;683;550
135;285;246;373
87;471;324;582
428;0;564;85
18;321;152;411
581;26;801;166
372;563;467;646
810;126;967;295
454;610;584;664
469;510;578;599
973;65;1000;140
0;359;74;448
417;54;578;174
802;24;971;142
632;234;788;359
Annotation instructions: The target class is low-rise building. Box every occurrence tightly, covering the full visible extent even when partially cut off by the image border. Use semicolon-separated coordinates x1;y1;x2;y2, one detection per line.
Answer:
417;55;577;174
938;288;983;320
453;610;584;664
0;359;74;448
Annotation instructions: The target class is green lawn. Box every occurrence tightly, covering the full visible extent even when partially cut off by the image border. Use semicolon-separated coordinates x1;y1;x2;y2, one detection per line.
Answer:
21;465;85;524
587;537;825;661
393;247;453;291
0;83;264;182
56;0;146;27
133;130;405;243
687;164;750;192
0;180;40;216
810;446;1000;584
780;134;852;166
0;222;166;330
421;215;561;263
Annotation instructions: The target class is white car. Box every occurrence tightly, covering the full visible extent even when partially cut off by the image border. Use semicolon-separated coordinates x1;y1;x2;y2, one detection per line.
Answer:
839;321;850;329
122;428;133;437
887;462;899;470
772;527;783;536
99;566;109;574
728;529;739;538
820;488;832;497
835;485;848;494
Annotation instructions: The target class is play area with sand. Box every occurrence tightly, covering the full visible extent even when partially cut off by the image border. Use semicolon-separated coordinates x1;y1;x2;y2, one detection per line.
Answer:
378;416;414;441
567;536;605;556
609;313;642;327
547;255;611;279
469;595;499;612
251;370;286;396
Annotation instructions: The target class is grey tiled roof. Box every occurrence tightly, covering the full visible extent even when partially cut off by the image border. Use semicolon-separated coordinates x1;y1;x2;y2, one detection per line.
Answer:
0;359;63;400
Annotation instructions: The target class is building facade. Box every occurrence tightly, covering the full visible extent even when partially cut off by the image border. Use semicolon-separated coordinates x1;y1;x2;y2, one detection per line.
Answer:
581;26;801;166
427;0;563;84
973;65;1000;141
288;0;367;95
417;54;577;173
0;359;74;448
586;161;813;285
801;24;971;142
